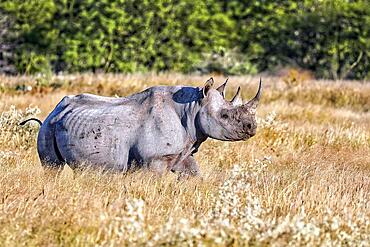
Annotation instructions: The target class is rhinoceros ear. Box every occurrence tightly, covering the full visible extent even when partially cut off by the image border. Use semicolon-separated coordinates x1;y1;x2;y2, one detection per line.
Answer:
203;77;214;97
231;86;242;106
216;78;228;98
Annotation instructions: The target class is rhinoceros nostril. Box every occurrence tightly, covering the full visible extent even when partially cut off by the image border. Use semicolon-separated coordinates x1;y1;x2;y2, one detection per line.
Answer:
246;123;252;129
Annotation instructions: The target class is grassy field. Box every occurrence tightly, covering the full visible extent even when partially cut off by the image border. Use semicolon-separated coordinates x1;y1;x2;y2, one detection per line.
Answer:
0;73;369;246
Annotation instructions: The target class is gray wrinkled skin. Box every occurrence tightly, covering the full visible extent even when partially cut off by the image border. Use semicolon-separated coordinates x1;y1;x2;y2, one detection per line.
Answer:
36;78;262;176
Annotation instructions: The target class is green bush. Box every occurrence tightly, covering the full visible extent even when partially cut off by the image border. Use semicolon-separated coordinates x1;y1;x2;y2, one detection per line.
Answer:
1;0;369;79
222;0;370;79
283;0;369;80
1;0;233;74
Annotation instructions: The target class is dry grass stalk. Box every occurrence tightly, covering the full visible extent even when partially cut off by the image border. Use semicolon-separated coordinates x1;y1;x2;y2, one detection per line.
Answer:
0;73;369;245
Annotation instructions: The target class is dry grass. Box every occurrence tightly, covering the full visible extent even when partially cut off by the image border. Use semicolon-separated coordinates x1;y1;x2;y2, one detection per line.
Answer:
0;73;369;246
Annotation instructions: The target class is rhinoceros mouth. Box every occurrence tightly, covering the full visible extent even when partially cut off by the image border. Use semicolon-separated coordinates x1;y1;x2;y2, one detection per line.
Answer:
223;133;252;142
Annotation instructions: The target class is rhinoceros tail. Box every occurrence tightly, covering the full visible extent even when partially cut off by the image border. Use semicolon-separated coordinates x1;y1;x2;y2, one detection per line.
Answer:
19;118;43;126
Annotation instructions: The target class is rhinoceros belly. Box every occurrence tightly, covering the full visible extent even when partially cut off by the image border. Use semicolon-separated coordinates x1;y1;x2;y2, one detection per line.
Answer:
53;106;134;170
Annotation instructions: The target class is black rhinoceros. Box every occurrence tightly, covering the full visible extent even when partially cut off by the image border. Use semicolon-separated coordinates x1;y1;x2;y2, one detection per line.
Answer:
21;78;262;176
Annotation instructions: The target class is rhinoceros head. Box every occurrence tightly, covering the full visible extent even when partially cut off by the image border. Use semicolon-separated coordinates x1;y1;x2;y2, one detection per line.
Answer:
197;78;262;141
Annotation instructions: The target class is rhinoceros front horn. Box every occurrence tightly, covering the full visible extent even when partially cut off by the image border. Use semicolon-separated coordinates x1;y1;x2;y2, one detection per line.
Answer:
243;78;262;114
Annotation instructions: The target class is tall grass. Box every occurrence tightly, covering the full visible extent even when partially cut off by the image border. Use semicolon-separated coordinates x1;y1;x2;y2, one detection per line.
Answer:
0;74;369;245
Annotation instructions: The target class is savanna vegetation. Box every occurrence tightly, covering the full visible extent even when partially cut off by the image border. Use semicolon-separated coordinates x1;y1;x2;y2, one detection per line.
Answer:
0;0;369;245
0;73;369;245
1;0;369;79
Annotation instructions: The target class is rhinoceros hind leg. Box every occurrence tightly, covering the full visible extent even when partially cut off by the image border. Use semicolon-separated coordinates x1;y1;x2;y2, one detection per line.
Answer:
41;161;64;179
38;134;66;178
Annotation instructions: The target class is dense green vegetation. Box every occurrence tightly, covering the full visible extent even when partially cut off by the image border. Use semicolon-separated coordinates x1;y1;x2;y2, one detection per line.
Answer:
0;0;369;79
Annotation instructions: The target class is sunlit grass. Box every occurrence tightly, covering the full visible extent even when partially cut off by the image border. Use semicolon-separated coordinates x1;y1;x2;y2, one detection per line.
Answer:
0;73;369;245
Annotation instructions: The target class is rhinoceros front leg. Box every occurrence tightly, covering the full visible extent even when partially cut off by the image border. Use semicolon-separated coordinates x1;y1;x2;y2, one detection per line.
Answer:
171;155;200;177
147;154;179;175
147;154;199;177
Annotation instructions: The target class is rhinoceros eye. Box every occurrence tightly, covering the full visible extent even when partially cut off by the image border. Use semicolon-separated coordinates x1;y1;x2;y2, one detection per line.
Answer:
221;112;229;119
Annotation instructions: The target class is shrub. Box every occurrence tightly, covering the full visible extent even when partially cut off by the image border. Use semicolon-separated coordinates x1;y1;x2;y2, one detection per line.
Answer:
0;0;369;79
0;0;233;74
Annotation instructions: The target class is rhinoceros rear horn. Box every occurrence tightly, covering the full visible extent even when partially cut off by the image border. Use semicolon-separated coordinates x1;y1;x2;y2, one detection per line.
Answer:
231;86;242;106
243;78;262;114
216;78;228;98
203;77;214;97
